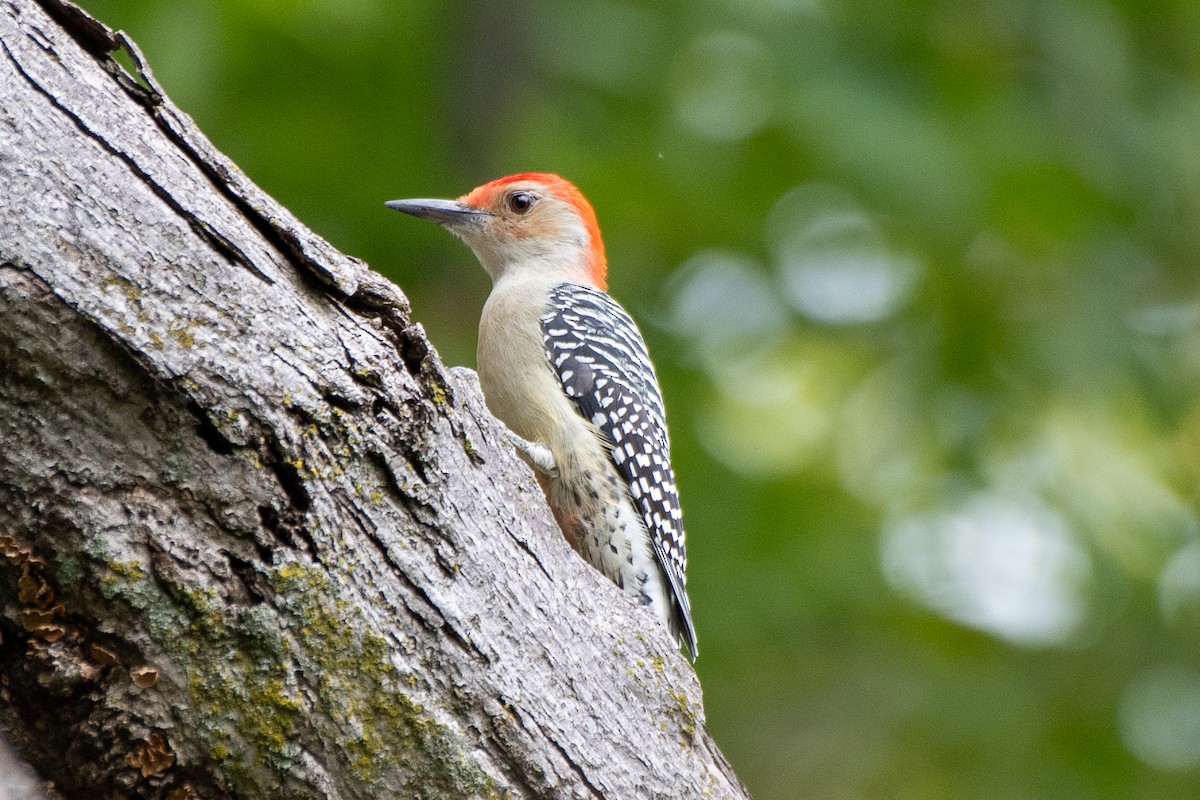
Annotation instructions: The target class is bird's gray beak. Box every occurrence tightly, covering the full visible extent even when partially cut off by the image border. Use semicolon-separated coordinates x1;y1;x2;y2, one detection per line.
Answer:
385;198;488;229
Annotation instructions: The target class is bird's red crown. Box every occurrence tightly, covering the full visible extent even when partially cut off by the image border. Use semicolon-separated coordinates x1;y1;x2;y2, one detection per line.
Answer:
460;173;608;289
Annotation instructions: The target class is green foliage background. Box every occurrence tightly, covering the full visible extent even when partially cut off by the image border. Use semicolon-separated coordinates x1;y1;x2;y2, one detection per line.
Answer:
81;1;1200;797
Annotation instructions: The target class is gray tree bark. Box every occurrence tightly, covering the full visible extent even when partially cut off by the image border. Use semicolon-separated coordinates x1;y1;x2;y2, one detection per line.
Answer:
0;1;749;798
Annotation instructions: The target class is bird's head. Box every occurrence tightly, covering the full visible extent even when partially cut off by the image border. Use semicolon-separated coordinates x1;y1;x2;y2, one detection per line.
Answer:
386;173;607;289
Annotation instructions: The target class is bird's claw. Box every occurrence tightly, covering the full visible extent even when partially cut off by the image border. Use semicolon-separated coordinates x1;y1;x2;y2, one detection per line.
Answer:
505;430;559;479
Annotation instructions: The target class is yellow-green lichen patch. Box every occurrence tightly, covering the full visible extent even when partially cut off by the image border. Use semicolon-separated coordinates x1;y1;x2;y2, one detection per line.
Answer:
98;558;163;616
94;542;495;796
85;549;300;789
169;325;196;349
171;580;306;785
101;273;142;302
268;562;494;797
351;480;386;506
668;688;698;740
106;558;147;582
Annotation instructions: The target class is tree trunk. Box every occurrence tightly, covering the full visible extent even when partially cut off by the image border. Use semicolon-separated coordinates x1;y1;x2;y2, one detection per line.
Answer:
0;1;749;797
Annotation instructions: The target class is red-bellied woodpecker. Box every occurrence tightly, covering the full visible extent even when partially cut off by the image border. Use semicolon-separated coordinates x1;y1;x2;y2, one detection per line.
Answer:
386;173;697;660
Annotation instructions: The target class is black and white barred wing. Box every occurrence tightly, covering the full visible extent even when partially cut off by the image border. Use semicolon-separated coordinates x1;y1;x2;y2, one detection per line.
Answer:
540;282;697;655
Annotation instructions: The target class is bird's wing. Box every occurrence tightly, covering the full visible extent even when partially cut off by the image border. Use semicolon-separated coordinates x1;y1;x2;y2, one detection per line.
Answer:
540;282;697;657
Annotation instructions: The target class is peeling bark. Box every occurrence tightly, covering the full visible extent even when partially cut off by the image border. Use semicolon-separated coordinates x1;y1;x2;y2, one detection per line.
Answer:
0;0;748;798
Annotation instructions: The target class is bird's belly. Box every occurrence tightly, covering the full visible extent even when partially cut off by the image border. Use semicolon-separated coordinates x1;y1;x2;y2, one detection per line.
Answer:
550;464;671;622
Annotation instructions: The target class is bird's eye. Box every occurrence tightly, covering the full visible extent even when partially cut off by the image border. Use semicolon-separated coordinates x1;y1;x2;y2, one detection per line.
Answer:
507;192;535;214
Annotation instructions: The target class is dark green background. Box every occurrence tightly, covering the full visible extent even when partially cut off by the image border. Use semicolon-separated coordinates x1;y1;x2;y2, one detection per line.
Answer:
81;1;1200;797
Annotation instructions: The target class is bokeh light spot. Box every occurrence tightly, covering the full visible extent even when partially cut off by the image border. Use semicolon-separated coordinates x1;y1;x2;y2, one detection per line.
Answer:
693;345;835;478
881;493;1090;646
1158;542;1200;628
767;184;918;324
663;249;789;370
671;31;774;142
1119;664;1200;771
